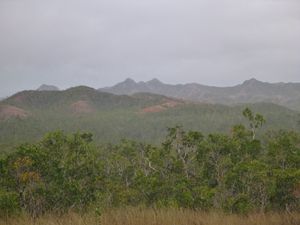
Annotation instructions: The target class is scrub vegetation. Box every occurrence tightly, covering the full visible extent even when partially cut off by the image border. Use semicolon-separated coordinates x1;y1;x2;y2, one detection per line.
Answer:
0;108;299;224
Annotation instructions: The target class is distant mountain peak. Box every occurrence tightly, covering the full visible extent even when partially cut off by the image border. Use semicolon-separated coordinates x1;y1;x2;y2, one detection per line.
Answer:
147;78;163;85
242;78;262;85
123;78;136;84
98;78;300;111
37;84;59;91
111;78;137;88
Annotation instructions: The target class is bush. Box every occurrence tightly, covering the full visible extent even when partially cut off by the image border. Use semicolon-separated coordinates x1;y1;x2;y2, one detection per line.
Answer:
0;189;20;217
223;194;253;214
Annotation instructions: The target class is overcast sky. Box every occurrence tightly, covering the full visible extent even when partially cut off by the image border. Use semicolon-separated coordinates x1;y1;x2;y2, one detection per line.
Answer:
0;0;299;97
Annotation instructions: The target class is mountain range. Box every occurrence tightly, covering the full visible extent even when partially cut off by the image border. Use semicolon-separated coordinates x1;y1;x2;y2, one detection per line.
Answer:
1;82;300;151
99;78;300;111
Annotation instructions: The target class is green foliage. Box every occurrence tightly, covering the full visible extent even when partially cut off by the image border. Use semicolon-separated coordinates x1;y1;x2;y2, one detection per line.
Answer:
243;107;266;140
2;131;100;217
0;108;300;217
270;169;300;210
0;189;20;217
223;194;253;214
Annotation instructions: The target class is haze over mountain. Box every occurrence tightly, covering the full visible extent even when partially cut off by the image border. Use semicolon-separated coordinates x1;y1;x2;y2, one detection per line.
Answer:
100;78;300;111
1;86;300;150
37;84;60;91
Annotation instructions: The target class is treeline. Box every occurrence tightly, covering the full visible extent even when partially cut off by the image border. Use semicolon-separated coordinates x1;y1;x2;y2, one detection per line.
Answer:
0;108;299;217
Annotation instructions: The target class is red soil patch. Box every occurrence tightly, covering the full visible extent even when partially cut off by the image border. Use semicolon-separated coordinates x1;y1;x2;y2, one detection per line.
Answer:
142;105;166;113
161;100;180;108
140;100;182;114
0;105;30;120
70;100;95;114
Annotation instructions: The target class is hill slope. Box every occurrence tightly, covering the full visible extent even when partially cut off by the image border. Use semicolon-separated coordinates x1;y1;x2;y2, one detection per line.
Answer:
1;87;300;150
99;78;300;111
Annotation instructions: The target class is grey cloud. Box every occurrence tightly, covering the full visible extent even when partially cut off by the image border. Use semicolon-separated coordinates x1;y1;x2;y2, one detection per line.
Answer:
0;0;299;96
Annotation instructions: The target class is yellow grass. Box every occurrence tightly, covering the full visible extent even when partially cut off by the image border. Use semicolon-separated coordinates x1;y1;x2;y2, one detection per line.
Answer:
1;208;300;225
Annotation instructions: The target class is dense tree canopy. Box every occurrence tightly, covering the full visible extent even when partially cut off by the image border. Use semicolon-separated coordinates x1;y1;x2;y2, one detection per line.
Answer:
0;109;299;217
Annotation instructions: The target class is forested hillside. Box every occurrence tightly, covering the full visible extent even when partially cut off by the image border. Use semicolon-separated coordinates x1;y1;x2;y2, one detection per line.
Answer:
1;87;300;150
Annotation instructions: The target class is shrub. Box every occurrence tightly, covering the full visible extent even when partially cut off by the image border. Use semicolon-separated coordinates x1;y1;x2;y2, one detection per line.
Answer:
0;189;20;217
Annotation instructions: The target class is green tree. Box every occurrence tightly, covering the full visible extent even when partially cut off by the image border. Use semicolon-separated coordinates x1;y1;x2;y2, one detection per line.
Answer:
242;107;266;140
4;131;101;216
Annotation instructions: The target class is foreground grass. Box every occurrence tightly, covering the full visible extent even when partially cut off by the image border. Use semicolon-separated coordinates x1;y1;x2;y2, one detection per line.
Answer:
1;208;300;225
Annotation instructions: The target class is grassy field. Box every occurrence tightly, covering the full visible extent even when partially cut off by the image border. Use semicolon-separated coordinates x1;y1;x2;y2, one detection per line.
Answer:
1;208;300;225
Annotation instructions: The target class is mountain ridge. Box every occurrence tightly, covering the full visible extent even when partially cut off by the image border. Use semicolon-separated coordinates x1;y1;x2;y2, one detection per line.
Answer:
1;86;300;148
99;78;300;110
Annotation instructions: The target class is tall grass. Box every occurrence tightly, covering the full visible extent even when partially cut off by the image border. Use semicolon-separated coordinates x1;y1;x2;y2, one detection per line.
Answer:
1;208;300;225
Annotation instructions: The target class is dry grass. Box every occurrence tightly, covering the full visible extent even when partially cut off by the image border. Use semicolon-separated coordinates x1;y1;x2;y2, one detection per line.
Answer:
1;208;300;225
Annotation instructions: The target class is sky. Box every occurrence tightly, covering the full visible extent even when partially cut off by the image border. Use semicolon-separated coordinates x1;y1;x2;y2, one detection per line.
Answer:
0;0;299;97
